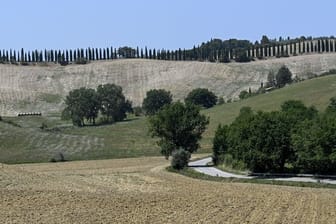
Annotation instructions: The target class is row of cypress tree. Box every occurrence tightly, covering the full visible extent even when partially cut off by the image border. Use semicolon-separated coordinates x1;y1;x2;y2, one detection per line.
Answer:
0;37;335;65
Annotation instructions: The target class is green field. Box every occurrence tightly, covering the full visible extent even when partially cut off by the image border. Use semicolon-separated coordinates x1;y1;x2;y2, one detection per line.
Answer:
1;75;336;164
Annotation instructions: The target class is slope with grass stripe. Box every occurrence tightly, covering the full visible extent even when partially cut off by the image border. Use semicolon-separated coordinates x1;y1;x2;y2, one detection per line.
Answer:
1;74;336;163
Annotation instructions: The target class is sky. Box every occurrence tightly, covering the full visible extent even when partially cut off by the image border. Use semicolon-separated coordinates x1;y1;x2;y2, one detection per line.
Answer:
1;0;336;51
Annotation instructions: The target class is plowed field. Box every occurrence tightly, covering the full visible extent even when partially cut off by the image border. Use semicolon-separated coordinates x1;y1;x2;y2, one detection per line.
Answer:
1;157;335;223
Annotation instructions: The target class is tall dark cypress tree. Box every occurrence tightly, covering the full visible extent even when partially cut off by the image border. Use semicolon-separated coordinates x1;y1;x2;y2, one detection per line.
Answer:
74;50;77;61
145;47;148;59
106;48;110;60
24;53;28;62
110;47;113;59
103;49;106;59
141;48;144;58
136;47;139;58
69;49;73;62
99;48;102;60
114;48;117;58
21;48;25;62
66;50;69;62
95;48;98;60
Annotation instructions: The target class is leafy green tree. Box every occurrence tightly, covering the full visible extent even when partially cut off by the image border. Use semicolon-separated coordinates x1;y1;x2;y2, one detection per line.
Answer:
97;83;132;123
276;65;293;88
149;102;209;159
62;87;99;126
292;114;336;174
142;89;172;115
185;88;217;108
212;124;229;165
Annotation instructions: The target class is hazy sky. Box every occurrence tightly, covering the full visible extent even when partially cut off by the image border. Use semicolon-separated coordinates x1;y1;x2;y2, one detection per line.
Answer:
1;0;335;51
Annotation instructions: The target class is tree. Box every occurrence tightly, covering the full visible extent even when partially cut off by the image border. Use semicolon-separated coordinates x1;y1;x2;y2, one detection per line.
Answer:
97;83;132;123
149;102;209;159
239;90;249;99
276;65;293;88
142;89;172;115
62;87;99;126
185;88;217;108
212;124;229;165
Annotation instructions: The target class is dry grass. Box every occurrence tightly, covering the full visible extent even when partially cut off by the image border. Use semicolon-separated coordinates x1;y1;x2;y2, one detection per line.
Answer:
1;54;336;116
1;156;335;223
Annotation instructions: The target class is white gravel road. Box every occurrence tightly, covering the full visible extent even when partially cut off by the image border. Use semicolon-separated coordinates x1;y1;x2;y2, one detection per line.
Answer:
189;157;336;185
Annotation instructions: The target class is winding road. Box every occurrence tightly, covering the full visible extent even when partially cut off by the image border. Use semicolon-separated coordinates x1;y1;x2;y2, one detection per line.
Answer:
189;157;336;185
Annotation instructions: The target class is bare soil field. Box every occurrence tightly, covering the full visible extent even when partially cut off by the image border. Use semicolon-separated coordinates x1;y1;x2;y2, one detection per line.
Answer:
1;157;335;223
1;54;336;116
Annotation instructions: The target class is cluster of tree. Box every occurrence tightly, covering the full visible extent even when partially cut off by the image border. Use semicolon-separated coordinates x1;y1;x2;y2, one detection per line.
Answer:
142;88;218;116
213;99;336;174
62;84;132;126
2;36;334;66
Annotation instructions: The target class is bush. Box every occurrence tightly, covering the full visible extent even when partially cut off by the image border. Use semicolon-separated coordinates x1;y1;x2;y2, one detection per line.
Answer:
276;65;293;88
49;152;66;162
185;88;217;108
171;149;190;170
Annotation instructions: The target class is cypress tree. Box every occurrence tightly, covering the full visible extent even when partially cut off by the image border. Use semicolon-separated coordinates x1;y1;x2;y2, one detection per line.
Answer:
103;49;106;59
149;49;152;59
66;50;69;62
24;53;28;62
99;48;102;60
136;47;139;58
74;50;77;61
114;48;117;58
106;48;110;60
141;48;144;58
69;49;73;62
110;47;113;59
28;51;31;62
39;51;43;62
21;48;24;62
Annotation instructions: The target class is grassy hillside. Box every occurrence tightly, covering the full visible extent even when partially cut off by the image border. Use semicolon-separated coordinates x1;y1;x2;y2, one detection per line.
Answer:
1;75;336;163
1;53;336;116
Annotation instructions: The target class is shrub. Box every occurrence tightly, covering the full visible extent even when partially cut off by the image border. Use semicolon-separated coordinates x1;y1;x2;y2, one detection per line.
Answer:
171;149;190;170
276;65;293;88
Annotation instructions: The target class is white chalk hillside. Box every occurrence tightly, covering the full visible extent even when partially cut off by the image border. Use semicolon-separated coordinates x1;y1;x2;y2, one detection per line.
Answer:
1;53;336;116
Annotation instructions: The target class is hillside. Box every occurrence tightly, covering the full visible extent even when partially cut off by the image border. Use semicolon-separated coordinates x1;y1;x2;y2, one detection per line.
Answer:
1;53;336;116
1;74;336;164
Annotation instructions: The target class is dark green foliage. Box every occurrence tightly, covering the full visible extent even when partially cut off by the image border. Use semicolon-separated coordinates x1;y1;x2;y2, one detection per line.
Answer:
292;115;336;174
62;84;131;126
213;100;334;174
171;149;190;170
276;65;293;88
212;125;229;165
149;102;209;159
97;84;132;123
185;88;217;108
142;89;172;115
239;90;249;99
62;87;100;126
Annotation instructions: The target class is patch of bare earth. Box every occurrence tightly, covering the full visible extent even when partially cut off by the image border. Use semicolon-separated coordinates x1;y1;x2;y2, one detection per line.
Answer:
0;157;335;223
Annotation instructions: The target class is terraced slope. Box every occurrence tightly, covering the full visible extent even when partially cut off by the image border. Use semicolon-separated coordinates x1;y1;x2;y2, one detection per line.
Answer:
1;53;336;116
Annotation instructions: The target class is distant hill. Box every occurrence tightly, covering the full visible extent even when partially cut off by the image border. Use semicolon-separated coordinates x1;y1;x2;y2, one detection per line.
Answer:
1;53;336;116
